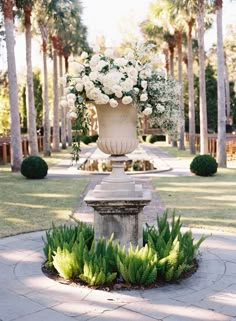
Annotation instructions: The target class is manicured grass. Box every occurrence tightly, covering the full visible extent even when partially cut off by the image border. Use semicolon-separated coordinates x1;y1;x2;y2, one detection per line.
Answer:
0;151;88;238
152;168;236;233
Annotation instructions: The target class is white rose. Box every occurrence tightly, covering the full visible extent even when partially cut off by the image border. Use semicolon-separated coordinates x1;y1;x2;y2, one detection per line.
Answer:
121;78;134;92
71;62;84;74
141;80;147;90
85;81;94;91
115;91;123;98
81;51;88;59
67;93;76;101
89;54;101;68
89;71;99;81
140;93;148;102
114;57;128;67
109;99;118;108
68;99;75;107
75;82;83;92
87;88;101;100
82;75;90;84
60;99;68;108
96;60;108;72
122;96;133;104
143;107;152;116
126;66;138;82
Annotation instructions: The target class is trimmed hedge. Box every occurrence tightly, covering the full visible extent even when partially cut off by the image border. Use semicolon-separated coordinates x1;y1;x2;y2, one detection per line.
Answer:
21;156;48;179
190;154;218;176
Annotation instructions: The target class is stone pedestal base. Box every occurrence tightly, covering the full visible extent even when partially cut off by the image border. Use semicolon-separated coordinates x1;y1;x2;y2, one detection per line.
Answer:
84;154;152;247
84;190;151;248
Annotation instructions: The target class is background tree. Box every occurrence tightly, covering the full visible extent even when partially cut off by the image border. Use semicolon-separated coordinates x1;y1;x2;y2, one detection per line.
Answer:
15;0;38;155
0;0;22;171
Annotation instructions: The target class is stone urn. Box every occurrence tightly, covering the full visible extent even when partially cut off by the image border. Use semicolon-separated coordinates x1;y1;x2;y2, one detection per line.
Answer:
84;100;151;248
95;100;139;156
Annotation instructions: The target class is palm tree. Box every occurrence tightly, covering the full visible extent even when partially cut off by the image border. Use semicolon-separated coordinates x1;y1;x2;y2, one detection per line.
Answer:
15;0;38;155
1;0;22;172
215;0;226;167
149;0;185;150
34;1;51;156
170;0;197;154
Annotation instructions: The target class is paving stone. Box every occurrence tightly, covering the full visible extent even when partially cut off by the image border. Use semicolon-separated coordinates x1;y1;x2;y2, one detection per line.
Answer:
0;249;37;266
197;258;226;275
13;308;75;321
53;299;121;317
174;287;217;305
84;288;143;304
210;275;236;292
15;252;44;277
141;286;195;301
225;261;236;276
124;299;189;319
0;288;44;321
163;304;231;321
180;271;223;291
29;283;92;304
89;306;162;321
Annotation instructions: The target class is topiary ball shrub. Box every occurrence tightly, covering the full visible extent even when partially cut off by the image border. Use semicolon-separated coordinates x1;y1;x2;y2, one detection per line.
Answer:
21;156;48;179
190;154;218;176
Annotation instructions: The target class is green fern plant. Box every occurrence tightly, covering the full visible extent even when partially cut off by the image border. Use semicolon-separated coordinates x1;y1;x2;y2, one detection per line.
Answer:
116;243;158;286
43;221;94;268
144;209;207;281
79;236;117;286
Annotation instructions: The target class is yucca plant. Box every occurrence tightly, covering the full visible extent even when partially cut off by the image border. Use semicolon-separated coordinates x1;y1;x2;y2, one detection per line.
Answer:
116;243;158;286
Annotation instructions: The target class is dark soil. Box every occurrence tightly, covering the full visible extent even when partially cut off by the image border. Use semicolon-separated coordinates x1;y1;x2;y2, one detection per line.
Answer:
42;258;199;292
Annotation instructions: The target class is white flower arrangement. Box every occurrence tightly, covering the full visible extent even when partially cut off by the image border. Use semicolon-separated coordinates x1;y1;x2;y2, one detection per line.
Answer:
60;44;182;160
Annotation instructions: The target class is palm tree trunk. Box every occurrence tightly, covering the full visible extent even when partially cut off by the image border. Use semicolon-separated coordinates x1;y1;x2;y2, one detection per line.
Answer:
42;39;51;156
216;0;226;167
224;57;230;125
175;30;185;150
64;55;72;146
197;0;208;154
2;0;22;172
59;54;67;149
187;20;196;154
52;37;60;152
24;6;38;155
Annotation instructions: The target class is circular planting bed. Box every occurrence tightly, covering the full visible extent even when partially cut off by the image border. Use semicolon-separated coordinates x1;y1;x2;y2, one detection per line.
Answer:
42;210;206;291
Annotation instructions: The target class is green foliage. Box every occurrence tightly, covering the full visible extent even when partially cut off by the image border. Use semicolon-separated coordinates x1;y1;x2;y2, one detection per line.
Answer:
190;154;218;176
144;210;207;281
20;156;48;179
146;134;165;144
116;244;157;286
79;236;117;286
43;211;206;287
43;221;94;268
33;69;43;127
52;237;86;279
0;72;10;135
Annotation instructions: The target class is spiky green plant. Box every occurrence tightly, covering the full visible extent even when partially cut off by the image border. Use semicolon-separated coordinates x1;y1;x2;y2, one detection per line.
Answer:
79;236;117;286
43;221;94;268
144;209;207;281
116;243;158;286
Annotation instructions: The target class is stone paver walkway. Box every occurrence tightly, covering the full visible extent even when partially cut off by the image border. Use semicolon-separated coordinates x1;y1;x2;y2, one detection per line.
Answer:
1;143;236;321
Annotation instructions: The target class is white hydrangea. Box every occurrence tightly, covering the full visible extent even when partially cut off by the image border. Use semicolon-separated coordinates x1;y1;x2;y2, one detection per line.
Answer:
140;93;148;102
143;107;152;116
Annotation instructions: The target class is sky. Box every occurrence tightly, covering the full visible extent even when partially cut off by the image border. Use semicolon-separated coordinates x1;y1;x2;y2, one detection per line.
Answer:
82;0;236;49
0;0;236;71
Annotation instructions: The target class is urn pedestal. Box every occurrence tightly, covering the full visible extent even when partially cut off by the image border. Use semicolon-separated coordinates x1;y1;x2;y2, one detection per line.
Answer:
84;101;151;247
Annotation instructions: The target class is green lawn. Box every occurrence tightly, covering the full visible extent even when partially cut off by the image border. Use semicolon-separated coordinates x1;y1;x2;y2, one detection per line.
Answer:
152;167;236;234
0;150;88;238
